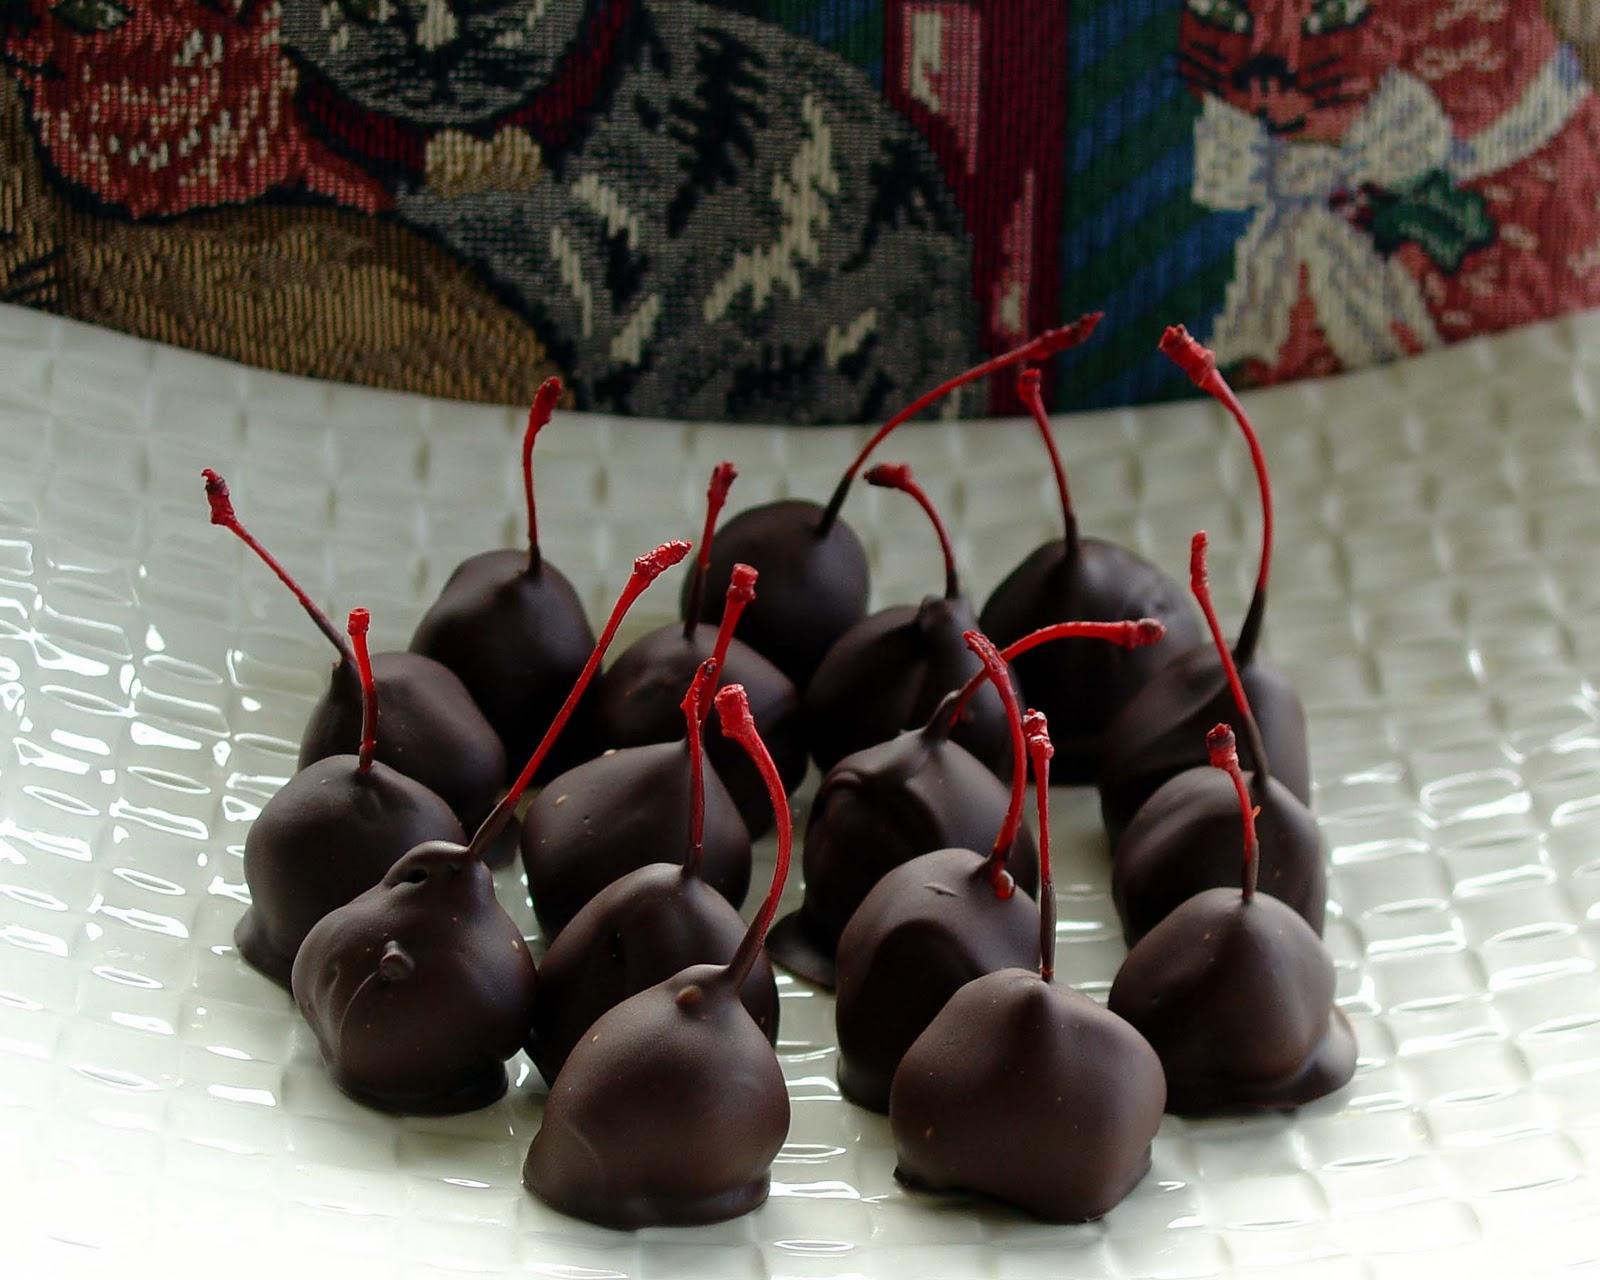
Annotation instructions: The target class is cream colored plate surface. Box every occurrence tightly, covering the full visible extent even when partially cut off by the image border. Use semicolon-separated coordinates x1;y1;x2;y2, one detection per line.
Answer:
2;303;1600;1278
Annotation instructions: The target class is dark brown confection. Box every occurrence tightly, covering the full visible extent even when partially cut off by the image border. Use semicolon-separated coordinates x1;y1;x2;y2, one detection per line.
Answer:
523;683;794;1228
237;607;463;988
832;632;1041;1113
1097;328;1310;845
527;660;777;1086
410;381;598;782
292;840;538;1113
979;365;1200;783
1107;726;1354;1115
892;971;1165;1220
804;463;1016;776
686;327;1096;689
1111;530;1324;943
600;473;804;838
891;711;1165;1221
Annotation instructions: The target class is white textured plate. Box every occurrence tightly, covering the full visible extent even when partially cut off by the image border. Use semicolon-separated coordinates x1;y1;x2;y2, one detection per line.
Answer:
3;303;1600;1279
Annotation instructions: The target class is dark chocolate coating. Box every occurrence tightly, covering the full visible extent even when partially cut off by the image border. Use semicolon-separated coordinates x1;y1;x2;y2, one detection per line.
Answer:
528;863;777;1085
520;739;751;942
292;840;538;1114
410;548;598;782
298;652;514;863
592;622;804;839
766;727;1038;989
1113;769;1325;945
834;846;1039;1113
890;970;1165;1222
803;594;1017;777
684;499;869;689
235;755;465;988
979;536;1201;783
1097;646;1309;846
524;964;789;1228
1108;887;1356;1115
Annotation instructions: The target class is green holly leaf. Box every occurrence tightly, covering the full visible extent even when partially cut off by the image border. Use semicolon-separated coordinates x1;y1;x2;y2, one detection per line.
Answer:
51;0;130;33
1368;168;1496;274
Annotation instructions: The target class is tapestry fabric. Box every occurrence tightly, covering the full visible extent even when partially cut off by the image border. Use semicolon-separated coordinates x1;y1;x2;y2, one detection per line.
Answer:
5;0;1600;421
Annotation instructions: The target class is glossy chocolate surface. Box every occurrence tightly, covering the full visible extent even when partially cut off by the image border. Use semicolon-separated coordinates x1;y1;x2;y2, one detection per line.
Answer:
236;755;464;988
292;840;538;1114
890;969;1165;1221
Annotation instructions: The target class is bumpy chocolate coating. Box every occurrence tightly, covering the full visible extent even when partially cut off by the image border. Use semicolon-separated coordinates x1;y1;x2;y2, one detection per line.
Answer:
292;840;538;1114
890;970;1165;1222
684;499;869;689
520;739;751;941
834;847;1039;1113
411;549;598;781
1098;646;1309;846
979;537;1201;783
766;727;1039;989
527;863;778;1086
1108;888;1356;1115
1113;770;1325;945
236;755;464;988
592;623;804;839
298;652;513;861
803;594;1016;776
524;964;789;1228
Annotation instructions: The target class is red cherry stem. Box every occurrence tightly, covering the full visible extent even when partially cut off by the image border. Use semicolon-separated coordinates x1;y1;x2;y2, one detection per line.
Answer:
683;462;738;639
963;630;1027;898
1207;723;1258;901
936;618;1166;737
522;377;561;572
714;683;792;989
817;314;1103;535
702;563;758;723
679;658;719;880
1159;325;1273;664
1024;710;1055;982
865;463;959;599
1191;530;1272;795
347;608;378;774
1016;366;1079;556
466;539;692;859
202;469;352;664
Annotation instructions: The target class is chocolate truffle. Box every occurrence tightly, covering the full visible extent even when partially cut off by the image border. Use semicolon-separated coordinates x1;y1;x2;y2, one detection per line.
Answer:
833;632;1042;1113
1097;329;1310;844
1108;726;1355;1115
686;326;1093;688
980;356;1203;784
769;617;1162;988
891;713;1165;1221
410;379;599;782
236;608;465;988
527;659;778;1086
291;540;689;1114
595;467;805;838
804;462;1016;776
1112;531;1325;944
202;469;510;862
524;684;793;1228
522;569;762;941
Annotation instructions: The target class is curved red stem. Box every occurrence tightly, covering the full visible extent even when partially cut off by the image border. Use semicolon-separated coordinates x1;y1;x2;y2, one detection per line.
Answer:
1207;723;1258;901
714;684;791;988
865;462;959;599
347;608;378;774
702;563;757;722
522;377;561;572
1016;367;1078;555
684;461;738;639
467;539;692;858
817;315;1102;534
1191;531;1272;793
962;630;1027;897
1024;710;1055;981
1159;326;1273;664
679;658;719;879
202;469;351;663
